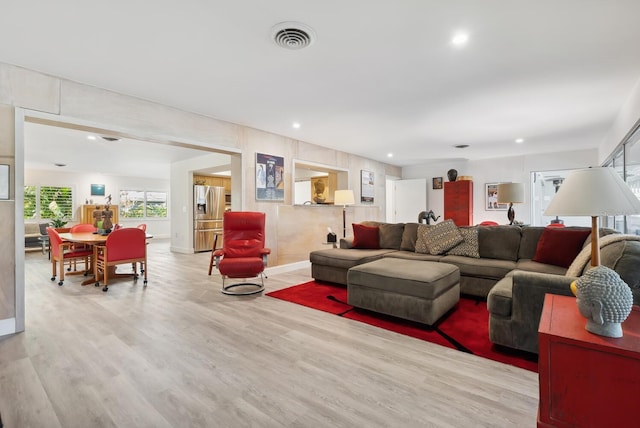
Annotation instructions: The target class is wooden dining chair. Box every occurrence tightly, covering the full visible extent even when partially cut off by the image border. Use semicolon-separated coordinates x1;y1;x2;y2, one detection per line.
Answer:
94;228;147;292
47;227;93;286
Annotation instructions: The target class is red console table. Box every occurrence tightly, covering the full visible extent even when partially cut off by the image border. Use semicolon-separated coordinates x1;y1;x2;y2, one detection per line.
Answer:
444;180;473;226
537;294;640;428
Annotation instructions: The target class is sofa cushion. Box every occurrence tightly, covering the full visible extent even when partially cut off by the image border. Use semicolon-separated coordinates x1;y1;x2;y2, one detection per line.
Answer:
532;227;591;268
516;259;568;276
422;219;463;255
309;248;393;270
400;223;419;251
447;226;480;258
383;251;443;262
600;239;640;305
518;227;546;260
378;223;405;250
440;255;517;280
478;226;522;261
487;276;513;317
352;223;380;249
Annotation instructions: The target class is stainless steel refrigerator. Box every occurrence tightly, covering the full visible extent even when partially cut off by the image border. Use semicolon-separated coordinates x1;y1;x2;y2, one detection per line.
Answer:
194;185;225;252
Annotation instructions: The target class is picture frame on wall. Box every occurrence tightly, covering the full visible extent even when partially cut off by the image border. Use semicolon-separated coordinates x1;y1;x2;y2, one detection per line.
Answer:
256;152;284;201
91;183;106;196
485;182;509;210
361;170;374;203
0;164;9;200
432;177;443;190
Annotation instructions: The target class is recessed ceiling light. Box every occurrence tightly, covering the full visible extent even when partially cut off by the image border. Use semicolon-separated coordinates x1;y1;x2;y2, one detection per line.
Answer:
87;135;97;140
101;136;120;142
515;138;524;143
452;32;469;46
387;153;393;158
54;163;66;167
454;144;470;149
292;122;301;129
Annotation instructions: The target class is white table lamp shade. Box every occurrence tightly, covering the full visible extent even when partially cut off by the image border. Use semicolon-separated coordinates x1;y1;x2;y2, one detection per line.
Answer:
334;190;355;206
497;183;525;204
544;167;640;267
544;167;640;217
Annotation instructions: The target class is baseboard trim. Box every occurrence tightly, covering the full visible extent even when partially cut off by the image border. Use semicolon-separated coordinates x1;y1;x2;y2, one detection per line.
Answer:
265;260;310;276
0;318;16;337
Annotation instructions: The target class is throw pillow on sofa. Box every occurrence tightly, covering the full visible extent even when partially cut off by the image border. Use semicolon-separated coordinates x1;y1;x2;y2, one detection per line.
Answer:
352;223;380;249
414;224;431;253
422;219;464;255
532;227;591;268
447;226;480;258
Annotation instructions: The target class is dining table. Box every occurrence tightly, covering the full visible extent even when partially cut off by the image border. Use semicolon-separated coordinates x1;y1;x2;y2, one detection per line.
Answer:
58;232;151;286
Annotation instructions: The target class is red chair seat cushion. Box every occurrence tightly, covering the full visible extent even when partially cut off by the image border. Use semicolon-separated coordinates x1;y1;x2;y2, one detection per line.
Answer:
64;249;93;258
218;257;265;277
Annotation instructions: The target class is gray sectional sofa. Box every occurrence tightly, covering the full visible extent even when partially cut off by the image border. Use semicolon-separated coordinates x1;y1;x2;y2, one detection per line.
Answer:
310;221;640;354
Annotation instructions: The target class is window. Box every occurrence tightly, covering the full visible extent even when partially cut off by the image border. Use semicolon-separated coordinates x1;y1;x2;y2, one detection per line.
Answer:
119;190;167;219
603;124;640;235
24;185;74;221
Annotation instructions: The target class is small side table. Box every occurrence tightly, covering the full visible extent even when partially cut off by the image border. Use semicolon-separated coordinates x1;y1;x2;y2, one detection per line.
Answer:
537;294;640;428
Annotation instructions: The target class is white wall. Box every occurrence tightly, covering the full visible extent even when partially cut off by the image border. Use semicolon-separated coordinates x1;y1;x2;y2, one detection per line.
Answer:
25;169;171;237
599;76;640;164
401;148;598;225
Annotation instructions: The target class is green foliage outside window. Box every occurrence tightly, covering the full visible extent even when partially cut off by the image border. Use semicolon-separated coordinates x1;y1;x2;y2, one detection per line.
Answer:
24;185;73;226
120;190;167;219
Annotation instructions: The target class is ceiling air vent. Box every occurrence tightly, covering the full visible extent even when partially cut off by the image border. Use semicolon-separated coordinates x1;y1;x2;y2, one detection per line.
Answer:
271;22;316;50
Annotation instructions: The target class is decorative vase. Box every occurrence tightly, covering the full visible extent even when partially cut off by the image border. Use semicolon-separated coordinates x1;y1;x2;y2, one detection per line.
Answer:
447;169;458;182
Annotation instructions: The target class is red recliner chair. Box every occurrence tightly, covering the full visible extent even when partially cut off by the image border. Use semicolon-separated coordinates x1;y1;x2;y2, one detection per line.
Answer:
213;211;270;295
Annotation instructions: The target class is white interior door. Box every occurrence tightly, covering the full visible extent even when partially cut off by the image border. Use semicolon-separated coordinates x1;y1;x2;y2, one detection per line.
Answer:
393;178;427;223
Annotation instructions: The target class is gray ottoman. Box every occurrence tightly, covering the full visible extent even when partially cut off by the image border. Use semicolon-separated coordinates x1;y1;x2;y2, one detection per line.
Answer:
347;258;460;325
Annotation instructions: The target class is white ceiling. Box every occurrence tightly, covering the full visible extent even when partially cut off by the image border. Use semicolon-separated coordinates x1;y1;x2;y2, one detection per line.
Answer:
4;1;640;167
23;122;214;178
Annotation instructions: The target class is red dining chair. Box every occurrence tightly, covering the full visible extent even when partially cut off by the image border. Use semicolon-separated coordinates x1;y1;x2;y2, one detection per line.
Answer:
94;228;147;292
67;223;98;270
135;224;147;273
546;223;566;227
47;227;93;286
479;221;499;226
213;211;270;295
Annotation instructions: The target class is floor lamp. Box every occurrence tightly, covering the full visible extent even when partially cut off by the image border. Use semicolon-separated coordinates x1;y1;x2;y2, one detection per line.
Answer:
334;190;355;238
544;167;640;267
497;182;525;225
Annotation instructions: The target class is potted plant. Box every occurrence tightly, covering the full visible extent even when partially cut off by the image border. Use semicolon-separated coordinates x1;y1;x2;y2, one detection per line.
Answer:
48;201;68;229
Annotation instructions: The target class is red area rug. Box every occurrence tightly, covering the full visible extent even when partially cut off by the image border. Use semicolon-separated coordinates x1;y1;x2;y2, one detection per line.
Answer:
267;281;538;372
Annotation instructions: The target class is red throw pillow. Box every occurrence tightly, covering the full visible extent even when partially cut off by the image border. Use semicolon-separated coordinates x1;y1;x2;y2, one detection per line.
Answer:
532;228;591;268
352;223;380;249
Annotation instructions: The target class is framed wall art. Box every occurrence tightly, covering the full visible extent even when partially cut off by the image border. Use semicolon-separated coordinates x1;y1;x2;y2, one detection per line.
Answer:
91;183;105;196
256;152;284;201
485;182;509;210
361;170;374;203
0;164;8;200
432;177;443;190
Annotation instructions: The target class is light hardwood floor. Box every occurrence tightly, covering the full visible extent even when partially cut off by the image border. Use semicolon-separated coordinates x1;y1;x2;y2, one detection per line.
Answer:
0;240;539;427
